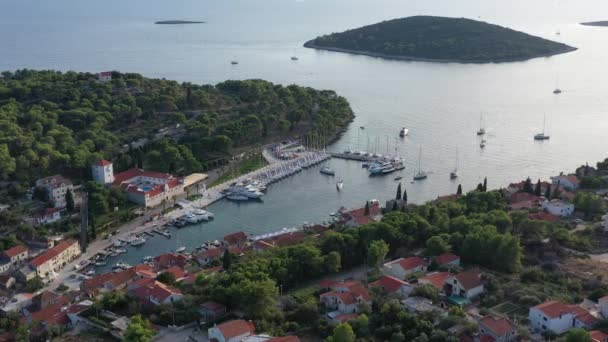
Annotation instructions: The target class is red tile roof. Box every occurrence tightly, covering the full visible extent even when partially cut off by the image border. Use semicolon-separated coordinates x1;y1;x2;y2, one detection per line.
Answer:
420;272;451;290
386;256;426;271
479;335;496;342
369;275;409;293
200;301;226;311
224;231;248;246
36;207;61;218
533;301;594;320
99;71;112;77
154;253;189;269
453;269;482;290
479;315;515;336
342;202;381;225
113;168;172;185
576;311;599;326
216;320;255;340
591;330;608;342
4;245;28;258
510;192;540;204
333;313;358;323
267;336;301;342
94;159;112;166
528;212;559;223
262;232;307;247
163;266;185;280
131;280;182;304
435;253;460;266
30;240;78;267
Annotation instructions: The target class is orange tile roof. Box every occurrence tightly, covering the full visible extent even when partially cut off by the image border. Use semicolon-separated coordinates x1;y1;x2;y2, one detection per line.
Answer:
386;256;426;271
216;320;255;340
3;245;27;258
591;330;608;342
224;231;248;245
267;336;301;342
420;272;451;290
369;275;409;293
453;269;482;290
30;240;77;267
94;159;111;166
435;253;459;266
479;315;515;336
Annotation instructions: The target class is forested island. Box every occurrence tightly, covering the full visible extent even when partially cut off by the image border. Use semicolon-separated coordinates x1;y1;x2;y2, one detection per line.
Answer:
0;70;353;186
155;20;205;25
581;21;608;27
305;16;576;63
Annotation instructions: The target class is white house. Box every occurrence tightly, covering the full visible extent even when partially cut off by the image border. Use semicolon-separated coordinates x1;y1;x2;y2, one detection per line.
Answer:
34;208;61;225
369;275;414;297
98;71;112;82
600;296;608;318
208;319;256;342
382;256;427;279
35;175;74;208
541;198;574;217
319;281;371;314
434;253;460;268
113;168;185;208
529;301;598;335
552;175;580;191
92;159;115;185
479;315;517;342
445;269;484;299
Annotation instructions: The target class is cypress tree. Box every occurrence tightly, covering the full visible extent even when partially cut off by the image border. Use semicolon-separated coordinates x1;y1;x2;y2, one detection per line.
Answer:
477;183;484;192
534;179;542;196
457;184;463;196
66;190;75;213
222;250;233;270
483;177;488;192
392;201;398;211
523;177;533;194
403;189;408;204
396;183;402;200
545;185;552;200
364;201;370;216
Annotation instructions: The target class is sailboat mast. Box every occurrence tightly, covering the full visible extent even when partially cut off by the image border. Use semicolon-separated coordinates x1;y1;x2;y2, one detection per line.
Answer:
417;147;422;173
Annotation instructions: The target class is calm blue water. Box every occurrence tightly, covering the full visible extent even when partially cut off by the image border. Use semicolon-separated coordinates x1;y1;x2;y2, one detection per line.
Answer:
3;0;608;268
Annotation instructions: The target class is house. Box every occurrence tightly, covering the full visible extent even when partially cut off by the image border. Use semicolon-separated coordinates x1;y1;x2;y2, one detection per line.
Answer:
3;245;28;265
16;265;36;283
401;296;442;314
91;159;115;185
0;261;9;274
478;315;517;342
113;168;185;208
31;290;61;311
599;296;608;318
224;231;249;248
340;201;382;227
195;247;223;266
81;264;155;296
320;281;371;314
208;319;256;342
528;212;559;223
445;269;484;299
529;301;598;334
369;275;414;297
541;198;574;217
128;278;183;306
1;293;33;315
98;71;112;82
552;175;580;191
35;175;74;208
434;253;460;268
29;239;80;279
153;253;189;270
0;275;15;289
591;330;608;342
418;272;451;291
199;301;227;322
382;257;427;279
34;207;61;224
508;192;541;210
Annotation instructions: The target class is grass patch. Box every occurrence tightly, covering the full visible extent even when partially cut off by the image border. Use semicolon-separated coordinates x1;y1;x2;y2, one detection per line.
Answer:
288;284;320;302
210;154;268;187
95;203;139;229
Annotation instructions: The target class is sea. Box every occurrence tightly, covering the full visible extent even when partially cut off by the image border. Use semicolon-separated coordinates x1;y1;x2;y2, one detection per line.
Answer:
2;0;608;268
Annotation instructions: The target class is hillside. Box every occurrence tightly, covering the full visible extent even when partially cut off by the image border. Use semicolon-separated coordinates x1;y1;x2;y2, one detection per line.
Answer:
0;70;353;184
305;16;576;63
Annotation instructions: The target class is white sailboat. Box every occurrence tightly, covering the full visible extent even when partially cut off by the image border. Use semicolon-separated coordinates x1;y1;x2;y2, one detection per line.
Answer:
336;179;344;191
477;114;486;136
534;113;550;140
450;148;459;179
413;147;428;180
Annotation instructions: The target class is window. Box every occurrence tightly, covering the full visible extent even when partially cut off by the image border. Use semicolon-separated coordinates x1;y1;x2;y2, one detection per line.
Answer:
543;317;547;321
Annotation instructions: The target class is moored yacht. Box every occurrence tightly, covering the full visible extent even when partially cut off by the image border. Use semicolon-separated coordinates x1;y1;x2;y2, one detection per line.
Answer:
336;179;344;191
129;237;146;246
320;165;335;176
399;127;408;137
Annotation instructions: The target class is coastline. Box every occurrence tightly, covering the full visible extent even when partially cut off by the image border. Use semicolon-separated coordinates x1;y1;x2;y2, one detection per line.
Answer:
303;40;578;64
581;21;608;27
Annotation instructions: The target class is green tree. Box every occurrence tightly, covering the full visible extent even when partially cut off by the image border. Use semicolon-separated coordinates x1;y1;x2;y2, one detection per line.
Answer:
403;188;408;203
476;183;484;192
574;192;607;219
156;271;176;285
367;240;389;269
231;278;278;319
534;179;542;196
364;201;370;216
565;328;591;342
222;250;233;270
523;177;533;193
426;235;450;255
324;251;342;273
457;184;462;196
396;183;402;200
66;189;75;212
327;322;356;342
483;177;488;192
0;144;16;180
544;185;552;199
125;315;155;342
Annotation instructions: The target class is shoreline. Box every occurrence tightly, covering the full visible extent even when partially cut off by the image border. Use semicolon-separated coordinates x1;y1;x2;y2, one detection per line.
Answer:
303;40;578;64
581;21;608;27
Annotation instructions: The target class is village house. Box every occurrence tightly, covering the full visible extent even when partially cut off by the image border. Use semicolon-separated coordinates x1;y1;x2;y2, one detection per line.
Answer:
0;293;33;315
528;211;559;223
552;175;580;191
224;231;249;248
34;207;62;225
98;71;112;82
109;165;185;208
444;269;484;299
599;296;608;318
508;192;541;210
91;159;115;185
382;256;427;279
16;265;36;283
35;175;74;209
195;247;223;266
529;301;598;335
0;275;15;290
2;245;28;265
81;264;156;297
418;272;451;291
199;301;228;322
319;280;372;314
591;330;608;342
340;201;382;227
369;275;414;297
478;315;517;342
29;239;80;279
541;198;574;217
153;253;189;270
401;296;443;314
0;261;9;274
208;319;256;342
434;253;460;268
128;278;184;306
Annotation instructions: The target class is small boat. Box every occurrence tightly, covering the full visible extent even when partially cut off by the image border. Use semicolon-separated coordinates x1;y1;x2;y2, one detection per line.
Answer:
477;113;486;136
291;56;298;61
86;270;95;276
320;166;335;176
113;262;131;270
336;179;344;191
553;88;562;94
394;176;403;181
227;195;249;201
176;246;186;253
142;256;153;262
359;126;365;129
129;238;146;246
115;248;128;254
553;75;562;94
413;147;428;180
450;170;458;179
399;127;408;138
534;113;550;140
94;262;107;267
480;139;487;148
231;61;238;65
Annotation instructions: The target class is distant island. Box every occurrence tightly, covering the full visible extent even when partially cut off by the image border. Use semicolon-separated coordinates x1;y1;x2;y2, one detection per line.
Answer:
155;20;205;25
305;16;576;63
581;21;608;27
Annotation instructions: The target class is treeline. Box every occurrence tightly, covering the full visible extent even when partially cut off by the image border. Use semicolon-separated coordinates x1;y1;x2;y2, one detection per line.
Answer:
309;16;573;61
0;70;353;187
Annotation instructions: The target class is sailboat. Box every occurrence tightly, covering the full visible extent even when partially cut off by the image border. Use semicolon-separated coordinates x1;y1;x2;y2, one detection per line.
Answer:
413;147;428;180
553;75;562;94
336;179;344;191
450;148;459;179
480;139;487;148
477;114;486;136
534;114;550;140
